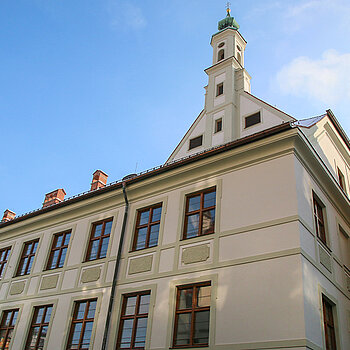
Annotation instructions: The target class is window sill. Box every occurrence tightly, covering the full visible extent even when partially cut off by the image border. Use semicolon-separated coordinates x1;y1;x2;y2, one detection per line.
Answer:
180;232;214;242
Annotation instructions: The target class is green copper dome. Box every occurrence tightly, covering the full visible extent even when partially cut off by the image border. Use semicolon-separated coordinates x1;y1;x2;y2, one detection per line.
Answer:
218;9;239;31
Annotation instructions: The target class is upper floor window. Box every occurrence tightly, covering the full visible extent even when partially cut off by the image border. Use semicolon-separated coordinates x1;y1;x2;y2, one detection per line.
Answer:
337;168;346;193
46;230;71;270
133;204;162;251
173;282;211;348
16;239;39;277
217;49;225;61
117;291;151;349
245;112;261;128
66;299;97;350
214;118;222;133
189;135;203;150
183;188;216;239
236;44;242;64
313;194;327;245
322;296;337;350
0;246;11;279
85;218;113;261
216;83;223;97
0;308;19;349
25;304;53;349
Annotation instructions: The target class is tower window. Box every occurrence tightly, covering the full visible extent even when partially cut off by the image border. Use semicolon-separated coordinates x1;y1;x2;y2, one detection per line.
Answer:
245;112;261;128
337;168;346;192
216;83;223;96
215;118;222;133
189;135;203;150
218;42;225;48
218;49;225;61
236;45;242;64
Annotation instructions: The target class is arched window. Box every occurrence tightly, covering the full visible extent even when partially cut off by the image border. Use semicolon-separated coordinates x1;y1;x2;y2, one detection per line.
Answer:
218;49;225;61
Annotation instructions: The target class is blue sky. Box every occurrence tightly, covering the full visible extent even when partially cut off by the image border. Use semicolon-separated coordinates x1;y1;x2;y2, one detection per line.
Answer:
1;0;350;216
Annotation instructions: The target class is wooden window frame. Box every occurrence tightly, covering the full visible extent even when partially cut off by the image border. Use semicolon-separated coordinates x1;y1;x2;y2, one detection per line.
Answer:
337;168;346;192
183;187;216;240
0;247;11;279
313;194;327;245
66;299;97;350
85;218;113;261
189;136;203;150
214;118;222;133
244;112;261;128
46;230;71;270
0;308;19;350
322;296;337;350
173;282;211;348
25;304;53;350
15;239;39;277
116;290;151;349
132;204;162;251
216;83;223;97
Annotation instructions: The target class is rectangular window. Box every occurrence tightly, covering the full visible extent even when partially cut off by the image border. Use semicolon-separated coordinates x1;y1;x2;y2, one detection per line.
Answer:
313;194;327;245
117;291;151;349
214;118;222;133
16;239;39;277
0;309;19;350
189;135;203;150
216;83;223;96
245;112;261;128
85;218;113;261
133;205;162;251
322;296;337;350
0;247;11;279
25;304;53;350
66;299;97;350
46;230;71;270
337;168;346;192
173;282;211;348
183;188;216;239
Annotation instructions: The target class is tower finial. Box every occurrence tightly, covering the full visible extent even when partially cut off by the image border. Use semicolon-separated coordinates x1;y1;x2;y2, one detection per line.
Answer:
226;2;231;16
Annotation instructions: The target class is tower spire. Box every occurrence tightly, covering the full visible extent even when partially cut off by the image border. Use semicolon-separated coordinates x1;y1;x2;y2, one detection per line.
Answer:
218;3;239;30
226;2;231;16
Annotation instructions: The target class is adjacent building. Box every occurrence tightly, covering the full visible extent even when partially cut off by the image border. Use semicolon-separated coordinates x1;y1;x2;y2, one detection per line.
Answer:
0;8;349;350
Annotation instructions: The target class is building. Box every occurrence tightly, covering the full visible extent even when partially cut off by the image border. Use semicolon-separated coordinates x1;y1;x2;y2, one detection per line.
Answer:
0;8;349;350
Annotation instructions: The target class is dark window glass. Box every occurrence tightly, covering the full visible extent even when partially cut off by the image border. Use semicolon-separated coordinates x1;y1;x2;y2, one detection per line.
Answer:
133;204;162;251
85;219;113;261
16;239;39;276
25;305;53;350
117;291;150;349
322;296;337;350
217;49;225;61
0;309;19;350
0;247;11;279
46;231;71;270
245;112;261;128
66;299;97;350
173;283;211;348
189;136;203;150
215;118;222;133
337;168;346;192
183;188;216;239
216;83;223;96
313;194;327;245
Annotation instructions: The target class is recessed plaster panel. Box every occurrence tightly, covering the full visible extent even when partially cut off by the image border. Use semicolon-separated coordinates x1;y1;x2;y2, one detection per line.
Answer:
61;269;78;290
333;260;343;287
214;94;225;106
220;155;297;231
9;281;25;295
81;266;102;283
219;222;299;262
158;248;175;273
300;224;316;260
216;255;305;343
128;255;153;275
179;241;213;268
40;274;59;291
318;245;332;273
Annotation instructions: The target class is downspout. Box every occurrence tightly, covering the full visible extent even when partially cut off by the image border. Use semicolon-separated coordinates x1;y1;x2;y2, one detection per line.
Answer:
101;181;129;350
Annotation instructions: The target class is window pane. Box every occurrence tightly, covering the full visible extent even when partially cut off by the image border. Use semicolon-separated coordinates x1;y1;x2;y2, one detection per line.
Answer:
188;195;201;212
179;289;193;309
104;221;113;235
186;214;199;238
151;207;162;222
139;294;150;314
70;323;83;345
93;224;103;237
44;307;52;323
56;235;64;247
76;303;87;320
202;209;215;234
49;250;60;269
35;307;45;323
197;286;211;307
135;227;147;250
87;301;97;319
134;317;148;348
175;313;191;346
64;233;71;246
193;310;210;344
58;248;67;268
139;210;150;226
203;191;216;208
125;296;137;316
89;240;99;260
120;319;134;348
81;321;93;346
33;241;38;253
149;224;160;247
100;237;109;258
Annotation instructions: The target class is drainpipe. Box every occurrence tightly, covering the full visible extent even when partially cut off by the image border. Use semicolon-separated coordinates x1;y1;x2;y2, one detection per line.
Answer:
101;181;129;350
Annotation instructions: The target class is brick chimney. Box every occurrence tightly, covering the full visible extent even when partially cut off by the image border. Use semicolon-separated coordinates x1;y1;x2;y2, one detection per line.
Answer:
42;189;66;208
1;209;16;222
90;170;108;191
